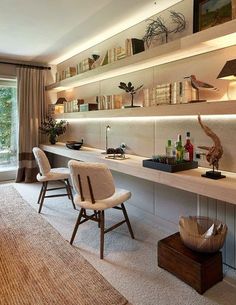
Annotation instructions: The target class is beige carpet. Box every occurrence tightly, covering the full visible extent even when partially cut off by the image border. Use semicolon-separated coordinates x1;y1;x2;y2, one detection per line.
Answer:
0;186;131;305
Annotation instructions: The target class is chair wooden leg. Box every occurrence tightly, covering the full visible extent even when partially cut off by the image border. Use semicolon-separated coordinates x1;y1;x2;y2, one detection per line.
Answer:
37;183;44;204
99;210;105;259
64;179;71;199
65;179;76;209
70;208;84;245
121;203;135;239
38;182;48;213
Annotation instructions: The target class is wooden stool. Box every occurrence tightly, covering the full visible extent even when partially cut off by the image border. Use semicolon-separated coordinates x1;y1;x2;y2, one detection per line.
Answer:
158;232;223;294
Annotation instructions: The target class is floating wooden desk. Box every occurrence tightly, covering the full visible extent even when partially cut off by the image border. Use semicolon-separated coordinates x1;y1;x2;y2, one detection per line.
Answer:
40;143;236;205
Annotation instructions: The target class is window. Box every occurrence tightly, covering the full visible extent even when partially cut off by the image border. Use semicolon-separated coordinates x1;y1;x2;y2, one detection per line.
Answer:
0;78;17;172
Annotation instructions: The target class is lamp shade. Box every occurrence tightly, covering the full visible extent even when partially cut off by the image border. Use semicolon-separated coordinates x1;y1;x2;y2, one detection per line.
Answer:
217;59;236;80
55;97;67;104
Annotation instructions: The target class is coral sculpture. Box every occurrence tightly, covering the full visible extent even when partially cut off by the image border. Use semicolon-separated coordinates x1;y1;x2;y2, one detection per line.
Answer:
198;114;223;170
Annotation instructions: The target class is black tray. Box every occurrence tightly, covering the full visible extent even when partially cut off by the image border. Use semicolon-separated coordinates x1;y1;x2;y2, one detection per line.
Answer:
143;159;198;173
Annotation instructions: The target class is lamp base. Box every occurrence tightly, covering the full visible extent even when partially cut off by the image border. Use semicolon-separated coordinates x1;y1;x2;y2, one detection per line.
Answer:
201;170;226;180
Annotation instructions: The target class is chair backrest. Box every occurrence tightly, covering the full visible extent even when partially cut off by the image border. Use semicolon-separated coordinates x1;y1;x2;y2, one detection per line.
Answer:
32;147;51;176
68;160;115;202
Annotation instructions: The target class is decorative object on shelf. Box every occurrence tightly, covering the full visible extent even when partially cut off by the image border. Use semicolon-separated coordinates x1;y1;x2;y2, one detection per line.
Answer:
118;81;143;108
143;10;186;48
105;146;128;160
91;54;101;69
184;75;217;102
193;0;234;33
66;139;83;150
197;114;225;179
179;216;227;253
217;59;236;100
39;117;68;145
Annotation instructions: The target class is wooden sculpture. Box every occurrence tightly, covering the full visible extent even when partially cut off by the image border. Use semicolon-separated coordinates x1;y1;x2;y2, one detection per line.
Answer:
198;114;224;179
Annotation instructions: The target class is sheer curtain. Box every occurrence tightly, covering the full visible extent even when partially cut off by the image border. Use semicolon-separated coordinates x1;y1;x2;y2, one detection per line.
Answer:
16;67;46;182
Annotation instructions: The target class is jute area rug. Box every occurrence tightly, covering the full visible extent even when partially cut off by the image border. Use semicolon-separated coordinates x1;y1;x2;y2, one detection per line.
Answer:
0;186;131;305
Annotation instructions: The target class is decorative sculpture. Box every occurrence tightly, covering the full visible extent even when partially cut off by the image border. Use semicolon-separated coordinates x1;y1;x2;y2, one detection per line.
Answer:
185;75;218;102
197;114;225;179
118;81;143;108
143;11;186;48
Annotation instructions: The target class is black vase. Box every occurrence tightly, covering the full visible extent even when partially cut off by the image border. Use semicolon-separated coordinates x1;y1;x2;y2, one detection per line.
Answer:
49;134;57;145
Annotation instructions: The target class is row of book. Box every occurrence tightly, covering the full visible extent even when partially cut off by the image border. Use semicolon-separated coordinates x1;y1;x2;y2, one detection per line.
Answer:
55;38;145;82
143;80;197;106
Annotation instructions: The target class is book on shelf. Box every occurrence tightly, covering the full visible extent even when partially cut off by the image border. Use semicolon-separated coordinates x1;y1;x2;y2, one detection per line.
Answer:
100;51;109;66
65;67;77;78
125;38;145;56
77;58;94;73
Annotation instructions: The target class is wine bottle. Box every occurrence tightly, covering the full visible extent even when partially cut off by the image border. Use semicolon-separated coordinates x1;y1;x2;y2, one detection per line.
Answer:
184;131;194;161
176;134;184;162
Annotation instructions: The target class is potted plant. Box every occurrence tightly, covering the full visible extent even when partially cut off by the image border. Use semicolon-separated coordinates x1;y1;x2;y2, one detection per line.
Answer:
39;117;68;144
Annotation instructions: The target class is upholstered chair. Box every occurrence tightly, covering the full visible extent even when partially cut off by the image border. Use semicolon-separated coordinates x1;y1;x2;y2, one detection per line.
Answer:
68;160;134;259
33;147;75;213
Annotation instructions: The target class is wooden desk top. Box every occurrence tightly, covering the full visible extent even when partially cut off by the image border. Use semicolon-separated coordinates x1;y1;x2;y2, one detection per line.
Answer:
40;143;236;205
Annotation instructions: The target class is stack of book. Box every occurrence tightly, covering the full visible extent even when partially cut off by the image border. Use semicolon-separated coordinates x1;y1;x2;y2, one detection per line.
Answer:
77;58;94;73
170;80;197;104
155;84;171;104
97;95;122;110
65;67;77;78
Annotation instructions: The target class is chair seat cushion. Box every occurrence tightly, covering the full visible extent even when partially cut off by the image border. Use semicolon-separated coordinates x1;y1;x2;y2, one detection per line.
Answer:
36;168;70;182
74;188;131;210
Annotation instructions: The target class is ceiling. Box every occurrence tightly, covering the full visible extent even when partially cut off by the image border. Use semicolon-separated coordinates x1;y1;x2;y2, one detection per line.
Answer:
0;0;182;65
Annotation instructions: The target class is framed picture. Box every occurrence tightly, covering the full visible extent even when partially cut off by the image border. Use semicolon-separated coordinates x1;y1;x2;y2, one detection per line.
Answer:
193;0;236;32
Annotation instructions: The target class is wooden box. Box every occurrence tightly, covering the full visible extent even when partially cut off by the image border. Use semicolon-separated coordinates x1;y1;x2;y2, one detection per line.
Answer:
158;232;223;294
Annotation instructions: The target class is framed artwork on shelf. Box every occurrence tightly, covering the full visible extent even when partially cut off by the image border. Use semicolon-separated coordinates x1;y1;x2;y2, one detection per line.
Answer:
193;0;236;33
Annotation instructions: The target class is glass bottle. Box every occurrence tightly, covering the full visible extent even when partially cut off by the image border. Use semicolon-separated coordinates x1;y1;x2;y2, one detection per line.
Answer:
166;139;173;157
184;131;194;161
176;134;184;162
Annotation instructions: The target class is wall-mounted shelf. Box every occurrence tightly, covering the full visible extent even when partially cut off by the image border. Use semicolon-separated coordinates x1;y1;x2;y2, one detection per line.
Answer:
53;100;236;119
46;19;236;92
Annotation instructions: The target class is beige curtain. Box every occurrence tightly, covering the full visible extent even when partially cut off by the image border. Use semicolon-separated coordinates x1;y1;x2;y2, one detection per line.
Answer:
16;67;46;183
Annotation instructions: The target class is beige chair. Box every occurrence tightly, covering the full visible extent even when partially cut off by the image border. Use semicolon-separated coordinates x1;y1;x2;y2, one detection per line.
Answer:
68;160;134;259
33;147;75;213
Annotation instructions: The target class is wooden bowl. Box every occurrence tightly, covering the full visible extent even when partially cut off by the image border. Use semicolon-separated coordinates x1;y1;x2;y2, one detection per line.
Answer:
179;216;227;253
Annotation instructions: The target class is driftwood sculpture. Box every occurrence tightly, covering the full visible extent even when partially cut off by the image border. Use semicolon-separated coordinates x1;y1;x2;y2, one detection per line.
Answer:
198;114;223;170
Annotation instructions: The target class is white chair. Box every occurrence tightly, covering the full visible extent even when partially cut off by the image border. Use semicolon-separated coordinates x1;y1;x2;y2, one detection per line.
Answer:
68;160;134;259
33;147;75;213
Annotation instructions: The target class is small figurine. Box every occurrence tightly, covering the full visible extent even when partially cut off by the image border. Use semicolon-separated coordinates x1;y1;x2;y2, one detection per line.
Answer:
198;114;225;179
185;75;218;102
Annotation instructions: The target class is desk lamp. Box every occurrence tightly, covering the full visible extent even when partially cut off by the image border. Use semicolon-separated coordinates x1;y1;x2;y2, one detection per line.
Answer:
101;125;111;154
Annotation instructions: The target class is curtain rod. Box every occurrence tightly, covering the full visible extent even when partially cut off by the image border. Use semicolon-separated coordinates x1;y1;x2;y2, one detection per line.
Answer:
0;60;51;70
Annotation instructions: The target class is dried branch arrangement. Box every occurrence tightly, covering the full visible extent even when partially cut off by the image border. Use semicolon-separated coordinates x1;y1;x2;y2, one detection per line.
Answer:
143;11;186;48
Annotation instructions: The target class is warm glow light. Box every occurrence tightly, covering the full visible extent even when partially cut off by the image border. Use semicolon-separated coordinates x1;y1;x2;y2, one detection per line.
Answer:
50;0;182;65
204;33;236;49
64;114;236;123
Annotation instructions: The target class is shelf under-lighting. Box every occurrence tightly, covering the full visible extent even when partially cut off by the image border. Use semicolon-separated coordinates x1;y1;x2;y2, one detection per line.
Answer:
46;19;236;92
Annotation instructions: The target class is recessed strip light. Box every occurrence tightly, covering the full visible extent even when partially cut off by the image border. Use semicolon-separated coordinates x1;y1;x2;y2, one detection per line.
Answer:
62;114;236;123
